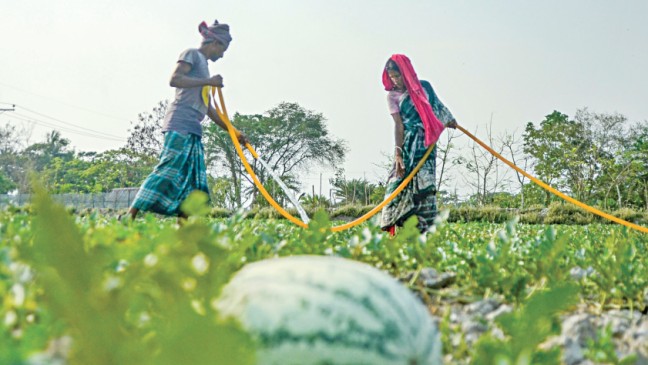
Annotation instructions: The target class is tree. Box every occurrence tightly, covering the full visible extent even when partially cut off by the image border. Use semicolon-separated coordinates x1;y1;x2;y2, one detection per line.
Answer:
624;121;648;209
24;130;74;171
523;111;580;205
246;172;301;208
502;130;532;209
40;149;157;193
524;109;641;208
330;171;379;206
436;129;460;205
126;101;168;157
458;120;509;205
209;176;239;210
16;130;75;193
0;172;15;194
0;122;30;192
204;102;347;208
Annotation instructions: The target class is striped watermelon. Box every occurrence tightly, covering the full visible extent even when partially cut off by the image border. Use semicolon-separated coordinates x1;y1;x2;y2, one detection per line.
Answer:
215;255;441;364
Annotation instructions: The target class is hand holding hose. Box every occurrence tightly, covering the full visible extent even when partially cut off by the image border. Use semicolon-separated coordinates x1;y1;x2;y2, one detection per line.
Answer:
237;132;249;146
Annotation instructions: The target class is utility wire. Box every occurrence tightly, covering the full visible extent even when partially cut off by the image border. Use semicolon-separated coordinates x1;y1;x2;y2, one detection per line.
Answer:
0;81;130;122
14;104;124;139
7;113;125;142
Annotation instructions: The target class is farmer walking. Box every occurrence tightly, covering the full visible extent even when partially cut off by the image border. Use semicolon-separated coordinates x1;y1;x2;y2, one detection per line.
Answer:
125;19;247;220
380;54;457;234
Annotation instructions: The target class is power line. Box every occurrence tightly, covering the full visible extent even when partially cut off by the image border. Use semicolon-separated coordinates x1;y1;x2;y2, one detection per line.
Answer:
0;81;130;122
14;104;124;139
6;113;125;142
0;103;15;114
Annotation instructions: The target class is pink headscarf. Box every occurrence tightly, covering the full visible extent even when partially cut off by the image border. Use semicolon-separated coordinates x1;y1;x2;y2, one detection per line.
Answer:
382;54;444;147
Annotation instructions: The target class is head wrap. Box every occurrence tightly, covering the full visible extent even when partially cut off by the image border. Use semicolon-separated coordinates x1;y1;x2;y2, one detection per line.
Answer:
382;54;445;147
199;20;232;49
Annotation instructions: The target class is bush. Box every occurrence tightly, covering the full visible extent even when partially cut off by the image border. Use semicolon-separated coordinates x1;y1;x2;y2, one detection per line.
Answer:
610;207;646;224
448;205;514;223
253;207;281;219
517;204;546;224
544;202;598;225
209;207;232;219
330;204;374;220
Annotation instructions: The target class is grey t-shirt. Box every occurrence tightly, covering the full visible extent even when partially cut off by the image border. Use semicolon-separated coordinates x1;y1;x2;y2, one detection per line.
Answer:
161;49;209;137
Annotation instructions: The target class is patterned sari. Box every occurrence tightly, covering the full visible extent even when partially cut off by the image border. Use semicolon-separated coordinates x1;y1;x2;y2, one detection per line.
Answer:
380;80;454;232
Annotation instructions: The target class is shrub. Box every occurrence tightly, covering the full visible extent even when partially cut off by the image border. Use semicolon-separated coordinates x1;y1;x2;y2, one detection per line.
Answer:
209;207;232;218
610;207;646;224
448;205;514;223
544;202;598;225
330;204;373;220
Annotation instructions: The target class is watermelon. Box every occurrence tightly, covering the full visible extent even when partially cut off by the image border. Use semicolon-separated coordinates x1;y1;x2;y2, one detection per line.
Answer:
215;255;441;364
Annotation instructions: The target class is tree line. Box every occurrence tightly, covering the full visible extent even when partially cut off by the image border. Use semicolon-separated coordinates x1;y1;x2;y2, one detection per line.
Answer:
0;102;646;211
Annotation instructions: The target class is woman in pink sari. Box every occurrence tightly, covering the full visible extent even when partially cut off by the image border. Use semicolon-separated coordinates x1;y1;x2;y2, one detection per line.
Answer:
381;55;458;234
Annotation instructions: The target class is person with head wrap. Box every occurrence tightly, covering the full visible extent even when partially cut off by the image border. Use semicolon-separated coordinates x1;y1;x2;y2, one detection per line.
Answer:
125;20;247;221
380;54;458;234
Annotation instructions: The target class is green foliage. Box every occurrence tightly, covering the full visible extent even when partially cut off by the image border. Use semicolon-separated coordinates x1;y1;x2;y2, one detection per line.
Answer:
6;185;255;364
610;207;646;223
544;202;598;225
523;109;647;210
330;204;374;219
584;325;638;365
0;191;646;363
203;102;347;209
180;190;212;217
0;171;16;194
209;206;232;218
330;175;380;206
39;149;156;193
471;283;580;365
578;228;647;309
449;205;514;223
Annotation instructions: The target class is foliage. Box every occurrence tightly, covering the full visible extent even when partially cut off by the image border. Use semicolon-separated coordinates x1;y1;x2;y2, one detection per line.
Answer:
471;284;580;365
577;228;647;308
202;102;347;208
584;325;638;365
125;100;168;158
0;171;16;194
0;188;647;363
0;123;29;193
1;187;255;364
330;171;381;206
523;109;646;210
449;205;514;224
39;149;156;193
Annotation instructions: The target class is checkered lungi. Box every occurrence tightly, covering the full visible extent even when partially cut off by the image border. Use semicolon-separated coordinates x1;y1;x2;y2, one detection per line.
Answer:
131;131;209;216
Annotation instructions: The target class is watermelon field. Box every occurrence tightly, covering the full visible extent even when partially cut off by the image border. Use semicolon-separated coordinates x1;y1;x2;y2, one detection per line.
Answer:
1;190;646;365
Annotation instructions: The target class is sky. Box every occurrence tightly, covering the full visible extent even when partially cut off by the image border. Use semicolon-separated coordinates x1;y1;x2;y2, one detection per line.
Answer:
1;0;647;199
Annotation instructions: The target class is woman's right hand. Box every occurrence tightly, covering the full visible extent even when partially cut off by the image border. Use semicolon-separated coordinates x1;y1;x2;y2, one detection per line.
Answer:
395;154;405;178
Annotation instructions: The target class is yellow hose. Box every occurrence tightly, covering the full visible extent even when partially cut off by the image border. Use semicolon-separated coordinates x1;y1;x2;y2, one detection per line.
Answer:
211;87;436;231
457;125;648;234
212;87;646;234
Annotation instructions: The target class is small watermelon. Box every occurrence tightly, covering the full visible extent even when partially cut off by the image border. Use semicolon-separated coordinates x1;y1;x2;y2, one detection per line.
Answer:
215;255;441;364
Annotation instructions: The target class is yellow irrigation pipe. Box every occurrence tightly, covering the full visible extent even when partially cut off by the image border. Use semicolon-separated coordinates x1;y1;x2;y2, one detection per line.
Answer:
457;125;648;234
211;88;306;228
331;143;435;232
211;86;436;232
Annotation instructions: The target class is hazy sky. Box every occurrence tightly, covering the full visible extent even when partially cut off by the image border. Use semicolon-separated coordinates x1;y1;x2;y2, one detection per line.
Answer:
1;1;647;198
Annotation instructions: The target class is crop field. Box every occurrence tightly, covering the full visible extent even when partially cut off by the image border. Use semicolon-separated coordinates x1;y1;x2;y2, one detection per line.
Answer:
1;191;646;364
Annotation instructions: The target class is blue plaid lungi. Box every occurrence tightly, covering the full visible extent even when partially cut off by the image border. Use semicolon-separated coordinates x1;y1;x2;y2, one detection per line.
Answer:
131;131;209;216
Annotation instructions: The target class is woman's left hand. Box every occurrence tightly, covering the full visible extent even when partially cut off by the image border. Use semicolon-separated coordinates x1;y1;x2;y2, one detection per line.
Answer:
395;154;405;178
446;120;458;129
